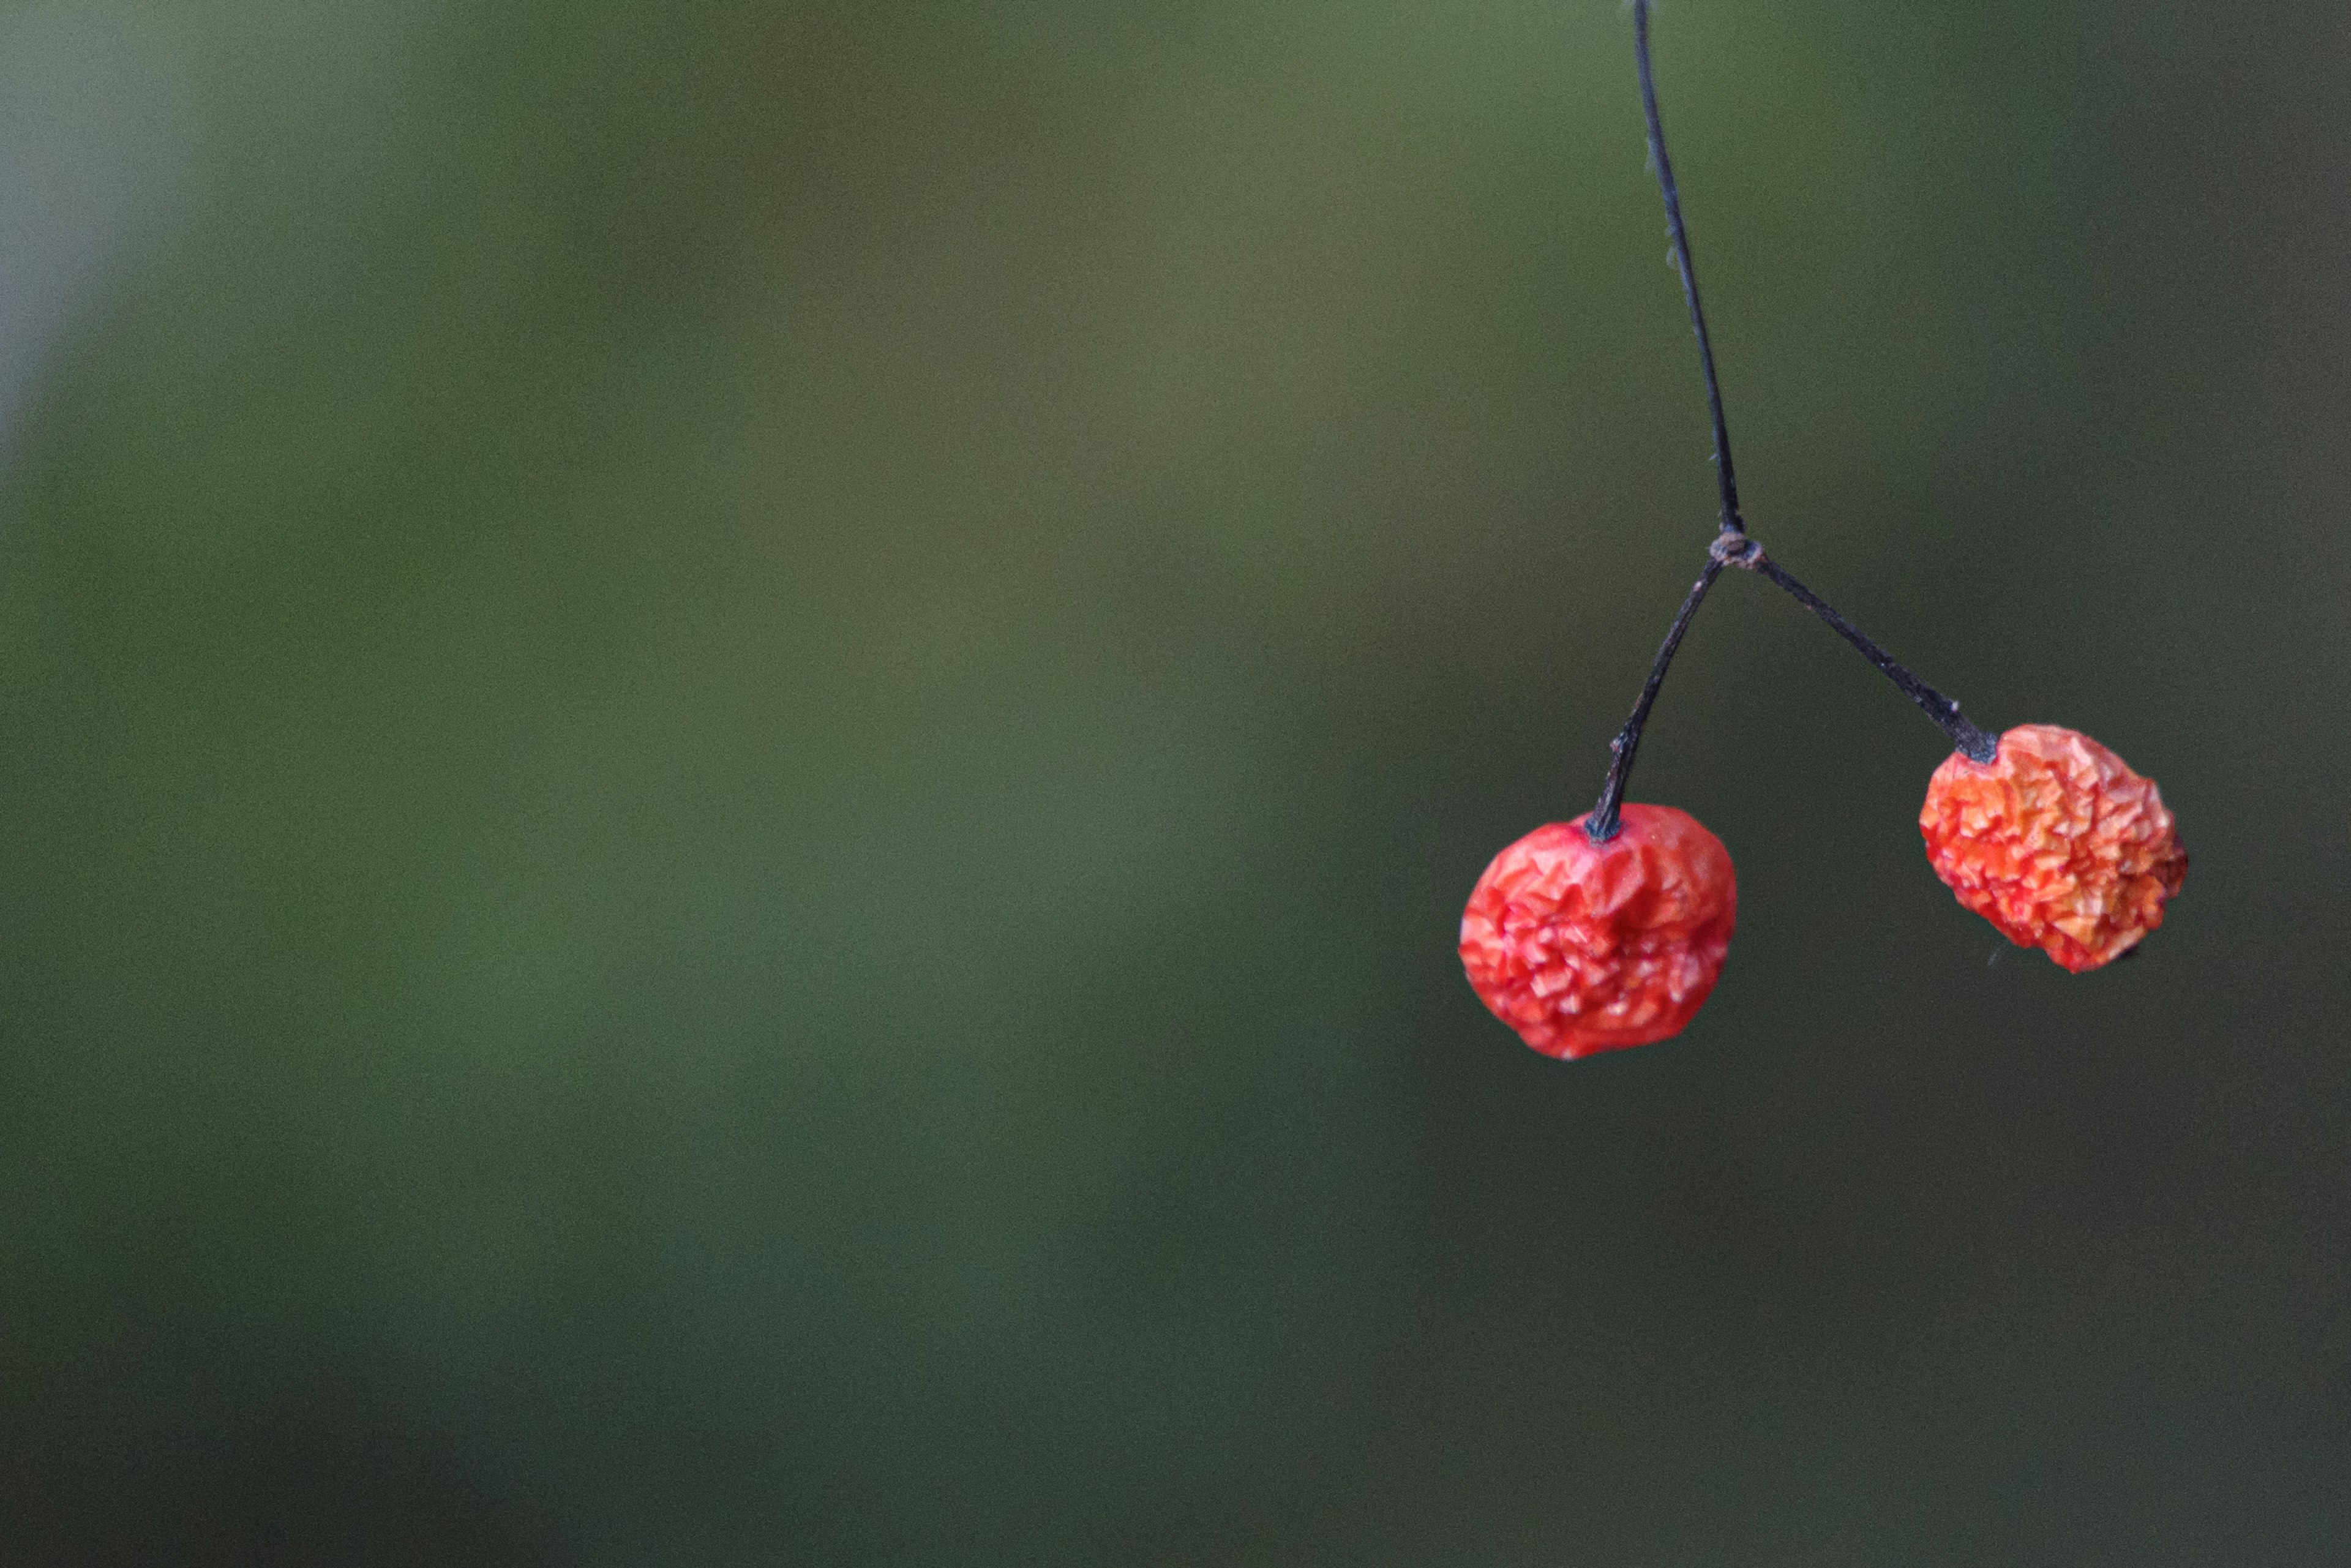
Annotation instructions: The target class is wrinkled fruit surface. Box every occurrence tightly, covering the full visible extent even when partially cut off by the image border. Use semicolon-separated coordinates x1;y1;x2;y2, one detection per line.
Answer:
1460;803;1736;1058
1920;723;2186;972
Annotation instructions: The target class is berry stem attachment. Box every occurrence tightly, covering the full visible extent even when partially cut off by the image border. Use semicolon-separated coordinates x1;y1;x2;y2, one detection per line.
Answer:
1587;553;1728;842
1634;0;1743;538
1586;5;2000;841
1591;532;1999;842
1733;547;1999;762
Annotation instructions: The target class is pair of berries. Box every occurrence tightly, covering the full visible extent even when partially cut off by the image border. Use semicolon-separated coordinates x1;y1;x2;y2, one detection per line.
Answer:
1459;4;2188;1059
1460;725;2188;1059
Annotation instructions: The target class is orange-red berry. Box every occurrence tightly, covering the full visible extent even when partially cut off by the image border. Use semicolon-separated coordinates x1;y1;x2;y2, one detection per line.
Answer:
1460;803;1736;1058
1919;723;2186;972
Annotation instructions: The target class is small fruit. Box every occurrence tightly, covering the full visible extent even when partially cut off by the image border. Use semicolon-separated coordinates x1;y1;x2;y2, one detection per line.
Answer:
1460;804;1736;1058
1919;724;2186;972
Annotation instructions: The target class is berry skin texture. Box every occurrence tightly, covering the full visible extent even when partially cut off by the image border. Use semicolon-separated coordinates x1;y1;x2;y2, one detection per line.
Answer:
1460;804;1736;1059
1919;724;2187;972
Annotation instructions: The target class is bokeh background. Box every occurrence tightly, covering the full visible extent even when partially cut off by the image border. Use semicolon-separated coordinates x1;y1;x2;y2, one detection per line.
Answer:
2;0;2347;1561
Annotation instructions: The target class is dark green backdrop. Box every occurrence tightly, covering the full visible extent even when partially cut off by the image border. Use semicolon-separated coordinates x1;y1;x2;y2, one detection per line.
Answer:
3;1;2347;1561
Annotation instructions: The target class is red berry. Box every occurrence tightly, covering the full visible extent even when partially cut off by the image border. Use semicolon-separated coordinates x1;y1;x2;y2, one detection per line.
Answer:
1460;804;1736;1058
1919;724;2187;972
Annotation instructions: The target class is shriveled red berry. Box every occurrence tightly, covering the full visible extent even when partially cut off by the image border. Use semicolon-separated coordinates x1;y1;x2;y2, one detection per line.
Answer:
1460;803;1736;1058
1919;723;2186;972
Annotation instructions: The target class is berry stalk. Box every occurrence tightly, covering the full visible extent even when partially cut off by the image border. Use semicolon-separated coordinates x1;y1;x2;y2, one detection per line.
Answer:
1589;3;1998;841
1635;0;1742;538
1586;554;1726;843
1741;550;1997;762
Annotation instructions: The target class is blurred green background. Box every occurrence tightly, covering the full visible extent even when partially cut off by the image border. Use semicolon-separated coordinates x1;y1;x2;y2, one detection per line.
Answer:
2;0;2347;1561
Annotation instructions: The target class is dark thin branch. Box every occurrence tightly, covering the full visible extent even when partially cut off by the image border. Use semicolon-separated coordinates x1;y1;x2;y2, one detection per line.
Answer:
1587;0;1744;835
1633;0;1743;536
1741;550;1998;762
1585;7;1999;833
1587;555;1727;842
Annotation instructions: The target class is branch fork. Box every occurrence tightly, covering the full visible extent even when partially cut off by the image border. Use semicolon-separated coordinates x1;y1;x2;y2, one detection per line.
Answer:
1585;4;2000;844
